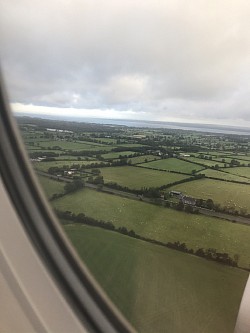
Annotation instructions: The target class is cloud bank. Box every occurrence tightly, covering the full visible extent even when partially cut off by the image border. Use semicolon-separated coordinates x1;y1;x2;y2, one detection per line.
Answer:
1;0;250;126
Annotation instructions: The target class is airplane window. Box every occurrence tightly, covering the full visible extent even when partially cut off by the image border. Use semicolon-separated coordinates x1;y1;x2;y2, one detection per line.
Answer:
1;1;250;332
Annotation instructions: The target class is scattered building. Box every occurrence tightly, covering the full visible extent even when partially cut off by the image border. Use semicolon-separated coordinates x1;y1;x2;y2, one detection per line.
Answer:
181;195;196;206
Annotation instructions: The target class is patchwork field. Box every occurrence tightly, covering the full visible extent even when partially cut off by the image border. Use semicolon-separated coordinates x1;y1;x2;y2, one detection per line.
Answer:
128;154;160;164
183;157;226;168
33;160;101;172
138;158;204;174
37;175;65;198
54;155;97;161
65;225;248;333
99;166;190;189
197;169;250;183
34;140;113;151
170;178;250;212
52;188;250;268
101;151;135;159
225;167;250;179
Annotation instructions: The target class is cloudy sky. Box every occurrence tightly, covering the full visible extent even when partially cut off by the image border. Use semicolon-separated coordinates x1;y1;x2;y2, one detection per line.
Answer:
1;0;250;126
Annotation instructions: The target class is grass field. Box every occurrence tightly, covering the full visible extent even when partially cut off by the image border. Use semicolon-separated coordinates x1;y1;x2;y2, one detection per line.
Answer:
170;178;250;212
37;175;65;198
225;167;250;179
99;166;189;189
116;143;147;148
128;155;160;164
64;225;248;333
52;188;250;268
36;140;113;151
197;169;250;183
33;160;100;172
101;151;136;159
183;157;227;168
138;158;204;174
54;155;97;161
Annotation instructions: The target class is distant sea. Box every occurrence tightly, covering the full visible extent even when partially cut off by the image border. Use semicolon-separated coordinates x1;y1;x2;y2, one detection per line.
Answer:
15;112;250;136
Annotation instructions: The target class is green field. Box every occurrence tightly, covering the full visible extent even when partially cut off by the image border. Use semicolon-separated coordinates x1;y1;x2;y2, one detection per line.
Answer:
128;155;160;164
54;155;96;161
99;166;189;189
116;143;147;148
183;157;226;168
197;169;250;183
170;178;250;212
65;225;248;333
36;140;113;151
52;188;250;268
138;158;204;174
225;167;250;179
33;160;101;172
101;151;136;159
37;175;65;198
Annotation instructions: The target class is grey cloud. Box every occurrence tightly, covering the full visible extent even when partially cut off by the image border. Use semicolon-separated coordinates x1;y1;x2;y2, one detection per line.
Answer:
1;0;250;124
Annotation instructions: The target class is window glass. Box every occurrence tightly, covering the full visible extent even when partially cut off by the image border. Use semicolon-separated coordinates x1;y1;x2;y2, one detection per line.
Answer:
1;2;250;332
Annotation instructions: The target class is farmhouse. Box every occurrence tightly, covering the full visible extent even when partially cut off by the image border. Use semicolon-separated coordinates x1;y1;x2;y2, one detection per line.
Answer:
169;190;182;198
181;195;196;206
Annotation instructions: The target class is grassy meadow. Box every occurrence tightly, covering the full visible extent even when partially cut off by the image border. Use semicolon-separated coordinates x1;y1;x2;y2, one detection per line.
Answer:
170;178;250;212
53;188;250;268
225;167;250;179
101;151;135;159
138;158;204;173
99;166;190;189
197;169;250;183
183;157;227;168
65;225;248;333
37;175;65;198
128;154;160;164
33;160;103;172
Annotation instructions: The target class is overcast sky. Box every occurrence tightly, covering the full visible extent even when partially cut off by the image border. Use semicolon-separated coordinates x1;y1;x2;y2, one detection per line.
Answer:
1;0;250;126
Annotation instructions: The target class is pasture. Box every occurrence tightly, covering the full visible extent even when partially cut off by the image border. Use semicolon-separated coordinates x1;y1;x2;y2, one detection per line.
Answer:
138;158;204;174
183;156;227;168
35;140;113;151
99;166;189;189
52;188;250;268
170;178;250;212
197;169;250;183
101;151;135;159
33;160;100;172
37;175;65;198
225;167;250;179
116;143;147;148
128;154;160;164
64;225;247;333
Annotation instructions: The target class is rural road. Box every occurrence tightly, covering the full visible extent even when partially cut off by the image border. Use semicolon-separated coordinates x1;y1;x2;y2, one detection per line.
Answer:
36;170;250;226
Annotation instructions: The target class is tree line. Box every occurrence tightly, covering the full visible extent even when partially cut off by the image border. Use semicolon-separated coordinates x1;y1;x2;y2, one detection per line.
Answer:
56;210;240;269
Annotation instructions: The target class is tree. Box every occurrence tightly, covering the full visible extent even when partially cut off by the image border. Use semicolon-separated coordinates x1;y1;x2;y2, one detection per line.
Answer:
206;199;214;210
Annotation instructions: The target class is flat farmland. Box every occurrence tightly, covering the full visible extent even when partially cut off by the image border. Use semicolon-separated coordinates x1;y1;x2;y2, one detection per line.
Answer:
101;151;135;159
170;178;250;212
52;188;250;268
225;167;250;179
228;155;250;161
116;143;147;148
99;166;189;189
138;158;204;174
183;157;226;168
197;169;250;183
33;160;101;172
128;154;160;164
54;155;96;161
64;225;247;333
37;140;113;151
37;175;65;198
